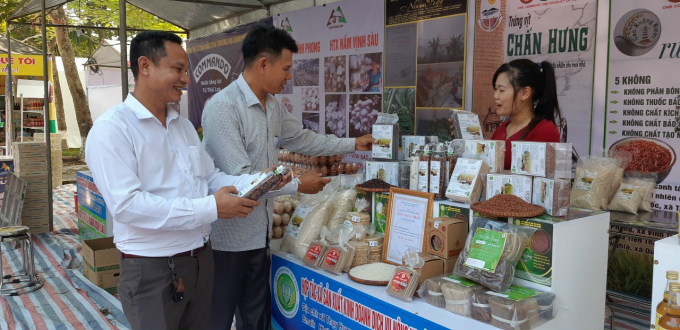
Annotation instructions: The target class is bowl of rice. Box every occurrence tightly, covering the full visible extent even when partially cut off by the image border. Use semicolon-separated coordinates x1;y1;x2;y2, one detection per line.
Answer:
609;137;676;183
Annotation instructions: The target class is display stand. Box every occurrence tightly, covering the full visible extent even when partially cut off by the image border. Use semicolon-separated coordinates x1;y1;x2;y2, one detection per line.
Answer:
16;79;46;143
271;210;610;330
650;235;680;329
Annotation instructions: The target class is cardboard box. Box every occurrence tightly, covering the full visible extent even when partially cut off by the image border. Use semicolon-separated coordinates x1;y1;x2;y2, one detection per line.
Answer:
415;252;445;286
443;256;458;274
81;237;120;294
425;217;468;259
26;223;50;234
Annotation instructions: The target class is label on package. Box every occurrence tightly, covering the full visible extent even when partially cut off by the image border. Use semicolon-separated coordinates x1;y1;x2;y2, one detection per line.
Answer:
613;183;637;201
464;141;498;171
464;228;506;272
486;285;539;301
390;270;411;292
458;113;483;140
372;125;395;159
574;170;598;191
418;161;429;192
486;174;533;203
401;136;427;160
284;204;314;238
365;161;399;186
511;142;547;176
443;275;478;287
446;159;483;199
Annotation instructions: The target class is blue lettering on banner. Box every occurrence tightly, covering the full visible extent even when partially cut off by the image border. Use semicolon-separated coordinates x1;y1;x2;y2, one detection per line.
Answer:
271;252;448;330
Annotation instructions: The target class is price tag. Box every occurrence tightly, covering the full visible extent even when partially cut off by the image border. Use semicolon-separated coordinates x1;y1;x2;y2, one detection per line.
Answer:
369;241;378;247
434;221;441;229
352;216;361;223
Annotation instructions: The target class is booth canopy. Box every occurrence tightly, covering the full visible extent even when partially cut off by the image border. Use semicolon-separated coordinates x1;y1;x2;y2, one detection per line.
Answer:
0;34;42;55
88;40;130;69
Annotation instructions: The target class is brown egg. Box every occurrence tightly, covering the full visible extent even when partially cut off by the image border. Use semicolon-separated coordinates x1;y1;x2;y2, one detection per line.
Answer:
282;213;291;225
273;226;283;238
273;214;282;226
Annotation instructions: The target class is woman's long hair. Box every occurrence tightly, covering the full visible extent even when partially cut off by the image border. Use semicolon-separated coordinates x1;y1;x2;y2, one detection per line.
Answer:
492;59;563;140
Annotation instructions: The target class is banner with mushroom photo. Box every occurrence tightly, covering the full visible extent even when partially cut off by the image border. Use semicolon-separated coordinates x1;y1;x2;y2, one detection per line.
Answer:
273;0;384;166
385;0;468;143
605;0;680;212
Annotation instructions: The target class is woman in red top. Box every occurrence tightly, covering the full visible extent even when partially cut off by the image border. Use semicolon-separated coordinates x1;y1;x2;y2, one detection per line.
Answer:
489;59;563;170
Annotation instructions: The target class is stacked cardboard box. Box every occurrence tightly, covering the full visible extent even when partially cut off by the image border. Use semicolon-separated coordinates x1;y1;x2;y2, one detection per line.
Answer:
81;237;120;294
12;142;50;233
33;133;63;187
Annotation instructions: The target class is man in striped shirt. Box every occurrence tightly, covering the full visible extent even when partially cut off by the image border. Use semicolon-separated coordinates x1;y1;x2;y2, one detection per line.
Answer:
202;25;375;330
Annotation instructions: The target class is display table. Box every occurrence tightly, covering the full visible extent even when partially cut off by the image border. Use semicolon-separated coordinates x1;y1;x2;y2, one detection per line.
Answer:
650;235;680;328
271;209;610;330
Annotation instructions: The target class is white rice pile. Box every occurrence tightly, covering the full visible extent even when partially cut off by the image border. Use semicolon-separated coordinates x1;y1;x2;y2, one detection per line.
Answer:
349;263;396;282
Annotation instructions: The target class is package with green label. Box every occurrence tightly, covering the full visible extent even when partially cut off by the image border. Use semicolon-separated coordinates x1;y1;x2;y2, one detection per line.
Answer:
401;135;438;160
510;142;572;179
485;174;533;203
532;178;570;216
570;157;621;210
606;177;655;214
372;113;400;160
453;218;536;292
513;219;554;286
445;158;489;204
364;161;400;186
487;286;556;330
417;273;484;314
462;140;505;173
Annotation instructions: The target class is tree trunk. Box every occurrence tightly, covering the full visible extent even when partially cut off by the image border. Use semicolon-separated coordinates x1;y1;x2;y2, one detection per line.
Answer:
50;38;67;132
49;6;92;158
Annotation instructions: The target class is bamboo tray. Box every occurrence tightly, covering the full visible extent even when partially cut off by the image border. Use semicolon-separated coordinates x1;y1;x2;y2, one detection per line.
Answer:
347;263;396;286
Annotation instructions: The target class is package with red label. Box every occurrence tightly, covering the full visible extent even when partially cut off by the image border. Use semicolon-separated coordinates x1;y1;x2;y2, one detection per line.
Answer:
321;227;355;275
386;250;424;302
302;227;330;269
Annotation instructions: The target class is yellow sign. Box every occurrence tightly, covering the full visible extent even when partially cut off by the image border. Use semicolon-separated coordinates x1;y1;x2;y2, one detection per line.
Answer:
0;54;45;76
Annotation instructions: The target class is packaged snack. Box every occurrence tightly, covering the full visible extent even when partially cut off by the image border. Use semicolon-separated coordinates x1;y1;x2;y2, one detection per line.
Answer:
471;291;494;322
302;227;330;269
238;165;290;200
510;142;572;179
446;139;466;185
429;144;448;199
485;174;533;203
417;274;485;315
462;140;506;173
453;218;536;292
365;161;400;186
571;157;621;210
532;178;570;216
418;144;432;192
372;113;400;160
446;158;489;204
321;227;356;275
486;286;556;330
401;136;438;160
386;250;423;302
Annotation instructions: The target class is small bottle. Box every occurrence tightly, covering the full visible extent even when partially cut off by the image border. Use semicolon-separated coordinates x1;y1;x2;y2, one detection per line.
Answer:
659;282;680;330
238;165;289;201
658;271;680;328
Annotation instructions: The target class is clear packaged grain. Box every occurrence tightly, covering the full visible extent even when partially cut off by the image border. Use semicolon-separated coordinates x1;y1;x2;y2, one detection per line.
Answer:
607;177;656;214
510;142;571;179
418;274;485;316
453;218;536;292
571;157;621;210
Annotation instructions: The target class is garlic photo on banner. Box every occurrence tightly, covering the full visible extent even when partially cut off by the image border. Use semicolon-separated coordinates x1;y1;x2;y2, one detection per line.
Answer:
324;56;347;93
325;94;348;138
349;94;382;137
302;87;320;111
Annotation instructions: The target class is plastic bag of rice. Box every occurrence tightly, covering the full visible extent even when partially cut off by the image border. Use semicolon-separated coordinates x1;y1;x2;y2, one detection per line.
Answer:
607;177;656;214
570;157;621;210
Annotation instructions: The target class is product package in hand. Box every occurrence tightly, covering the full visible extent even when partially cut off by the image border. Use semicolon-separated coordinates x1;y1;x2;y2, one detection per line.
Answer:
453;218;536;292
451;111;483;140
238;165;290;200
372;113;400;160
386;250;424;302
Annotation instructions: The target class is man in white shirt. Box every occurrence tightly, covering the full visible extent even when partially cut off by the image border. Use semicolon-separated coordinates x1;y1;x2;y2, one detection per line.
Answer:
85;32;287;330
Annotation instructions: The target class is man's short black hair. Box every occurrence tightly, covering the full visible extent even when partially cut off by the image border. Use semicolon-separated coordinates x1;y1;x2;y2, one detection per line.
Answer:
130;31;183;79
242;25;298;68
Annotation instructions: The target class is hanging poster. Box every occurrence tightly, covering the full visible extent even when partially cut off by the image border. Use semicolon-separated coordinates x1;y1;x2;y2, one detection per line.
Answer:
384;0;468;143
186;18;273;129
471;0;597;158
273;0;384;166
605;0;680;212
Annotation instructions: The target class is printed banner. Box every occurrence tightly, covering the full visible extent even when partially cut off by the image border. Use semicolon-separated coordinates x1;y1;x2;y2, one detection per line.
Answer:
271;252;448;330
0;54;44;76
384;0;469;143
186;18;273;129
472;0;597;158
273;0;384;166
605;0;680;212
